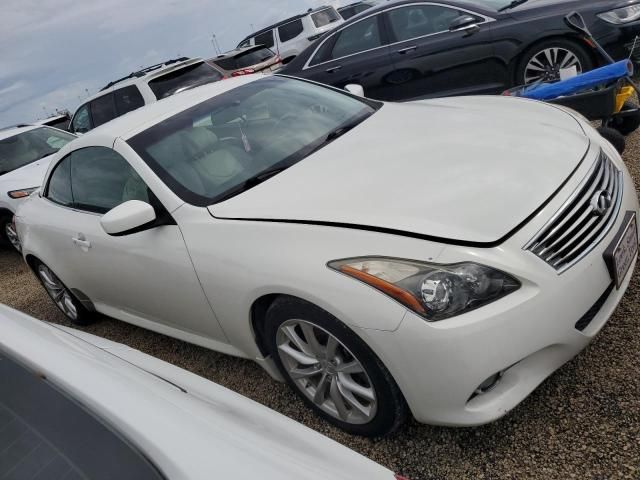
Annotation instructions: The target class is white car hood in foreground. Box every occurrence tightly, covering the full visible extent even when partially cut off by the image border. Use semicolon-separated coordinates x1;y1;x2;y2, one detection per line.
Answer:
210;96;589;244
0;307;393;480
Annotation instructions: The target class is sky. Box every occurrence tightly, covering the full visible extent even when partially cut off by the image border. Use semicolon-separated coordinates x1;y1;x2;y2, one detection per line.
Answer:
0;0;346;126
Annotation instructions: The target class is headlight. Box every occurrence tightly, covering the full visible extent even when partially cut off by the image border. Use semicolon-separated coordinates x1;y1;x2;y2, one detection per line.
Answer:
7;187;38;199
598;5;640;24
328;257;520;321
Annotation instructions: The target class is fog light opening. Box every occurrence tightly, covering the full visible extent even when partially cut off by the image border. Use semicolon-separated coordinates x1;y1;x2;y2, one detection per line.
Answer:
470;371;504;400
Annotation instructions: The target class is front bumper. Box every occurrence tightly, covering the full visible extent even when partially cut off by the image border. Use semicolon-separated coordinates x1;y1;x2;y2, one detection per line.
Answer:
597;21;640;64
359;142;639;426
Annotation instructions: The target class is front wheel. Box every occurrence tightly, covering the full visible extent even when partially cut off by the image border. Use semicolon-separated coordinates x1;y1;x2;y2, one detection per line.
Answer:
0;217;19;250
33;260;93;325
516;39;594;85
265;297;408;437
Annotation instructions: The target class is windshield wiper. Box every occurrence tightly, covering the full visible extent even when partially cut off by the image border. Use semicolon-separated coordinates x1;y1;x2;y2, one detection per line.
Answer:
212;114;369;204
213;165;292;203
303;119;363;158
35;150;57;160
498;0;529;12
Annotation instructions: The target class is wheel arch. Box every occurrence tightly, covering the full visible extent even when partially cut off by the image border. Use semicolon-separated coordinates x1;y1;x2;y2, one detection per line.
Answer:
250;293;282;357
510;33;600;85
25;254;97;312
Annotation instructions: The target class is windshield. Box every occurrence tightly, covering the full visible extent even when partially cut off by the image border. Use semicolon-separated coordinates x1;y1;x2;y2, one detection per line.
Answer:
148;62;224;99
214;47;276;71
129;76;378;206
312;7;341;28
0;127;75;176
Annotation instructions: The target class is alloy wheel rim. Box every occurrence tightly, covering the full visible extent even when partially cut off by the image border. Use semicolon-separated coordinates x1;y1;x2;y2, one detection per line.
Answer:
276;319;377;425
4;222;20;251
37;265;78;321
524;48;582;84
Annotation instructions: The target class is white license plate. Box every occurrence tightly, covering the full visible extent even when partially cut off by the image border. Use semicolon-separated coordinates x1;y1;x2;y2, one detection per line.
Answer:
605;212;638;288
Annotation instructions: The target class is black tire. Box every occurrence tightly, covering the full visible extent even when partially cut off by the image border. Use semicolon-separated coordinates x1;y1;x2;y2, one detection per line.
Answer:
32;259;93;326
265;296;408;437
516;39;594;86
597;126;626;154
0;216;11;248
0;216;20;251
610;101;640;136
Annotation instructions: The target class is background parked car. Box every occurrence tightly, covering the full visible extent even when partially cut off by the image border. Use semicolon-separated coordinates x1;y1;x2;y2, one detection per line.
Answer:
281;0;640;101
69;57;224;134
35;113;71;132
0;125;75;250
207;45;283;77
338;1;377;20
236;6;344;64
0;305;402;480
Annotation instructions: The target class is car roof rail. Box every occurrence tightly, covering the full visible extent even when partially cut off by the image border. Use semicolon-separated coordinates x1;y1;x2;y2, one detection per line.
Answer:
100;57;191;91
237;5;334;45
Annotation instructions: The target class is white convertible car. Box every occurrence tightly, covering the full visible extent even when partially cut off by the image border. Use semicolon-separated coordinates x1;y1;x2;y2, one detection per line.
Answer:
15;74;639;436
0;305;400;479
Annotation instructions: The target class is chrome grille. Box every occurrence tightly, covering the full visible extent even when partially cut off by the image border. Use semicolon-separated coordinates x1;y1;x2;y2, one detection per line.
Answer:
524;151;623;273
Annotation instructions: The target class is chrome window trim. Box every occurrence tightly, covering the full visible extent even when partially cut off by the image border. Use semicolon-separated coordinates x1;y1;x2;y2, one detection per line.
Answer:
42;197;102;217
303;2;495;70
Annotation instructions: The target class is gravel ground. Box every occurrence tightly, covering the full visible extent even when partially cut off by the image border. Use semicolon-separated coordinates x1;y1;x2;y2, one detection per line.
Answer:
1;132;639;480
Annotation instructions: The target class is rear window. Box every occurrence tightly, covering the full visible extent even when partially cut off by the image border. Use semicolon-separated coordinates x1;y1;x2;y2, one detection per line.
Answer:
0;350;164;480
312;7;341;27
148;62;224;100
214;48;276;71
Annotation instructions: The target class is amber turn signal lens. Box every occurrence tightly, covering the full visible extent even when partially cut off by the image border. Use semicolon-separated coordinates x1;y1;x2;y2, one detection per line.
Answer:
339;265;426;315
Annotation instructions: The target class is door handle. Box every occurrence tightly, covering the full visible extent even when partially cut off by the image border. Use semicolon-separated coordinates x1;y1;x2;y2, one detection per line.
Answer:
396;46;417;54
72;237;91;249
326;65;342;73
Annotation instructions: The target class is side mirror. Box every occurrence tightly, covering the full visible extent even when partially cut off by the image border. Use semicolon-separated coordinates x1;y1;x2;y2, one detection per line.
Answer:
100;200;156;236
564;11;589;35
344;84;365;97
449;15;479;33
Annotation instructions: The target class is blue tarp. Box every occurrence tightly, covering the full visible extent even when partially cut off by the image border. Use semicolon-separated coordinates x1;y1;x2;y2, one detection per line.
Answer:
517;60;633;101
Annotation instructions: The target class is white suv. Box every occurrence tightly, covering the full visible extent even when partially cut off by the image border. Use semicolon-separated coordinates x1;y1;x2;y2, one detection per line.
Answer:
0;125;75;249
236;6;343;64
69;57;225;135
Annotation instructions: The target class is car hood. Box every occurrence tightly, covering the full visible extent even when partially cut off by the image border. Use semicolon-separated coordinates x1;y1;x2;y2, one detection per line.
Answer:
209;96;589;244
0;156;54;191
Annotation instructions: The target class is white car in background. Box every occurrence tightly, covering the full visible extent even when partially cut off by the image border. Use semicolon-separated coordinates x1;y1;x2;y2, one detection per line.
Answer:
15;74;639;437
236;6;343;64
69;57;225;135
0;305;402;480
0;125;75;249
